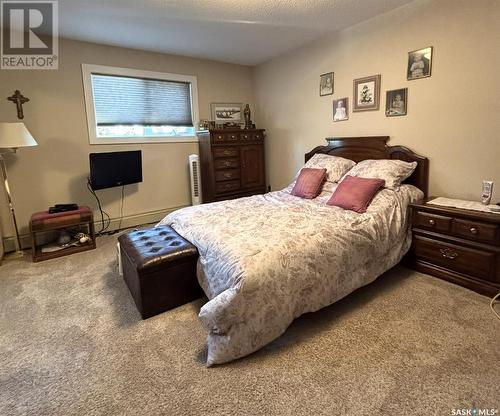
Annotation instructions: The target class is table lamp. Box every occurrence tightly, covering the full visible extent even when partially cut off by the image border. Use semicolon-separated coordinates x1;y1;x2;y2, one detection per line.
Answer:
0;122;38;255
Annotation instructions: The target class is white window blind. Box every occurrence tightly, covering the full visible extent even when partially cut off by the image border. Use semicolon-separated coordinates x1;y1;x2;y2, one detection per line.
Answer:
82;64;199;144
91;74;193;127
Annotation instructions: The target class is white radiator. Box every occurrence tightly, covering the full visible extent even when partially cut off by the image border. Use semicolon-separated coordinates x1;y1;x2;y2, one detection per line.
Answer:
189;154;201;205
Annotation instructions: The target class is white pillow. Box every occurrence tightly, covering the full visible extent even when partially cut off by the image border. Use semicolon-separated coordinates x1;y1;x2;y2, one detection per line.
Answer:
341;159;417;189
300;154;356;183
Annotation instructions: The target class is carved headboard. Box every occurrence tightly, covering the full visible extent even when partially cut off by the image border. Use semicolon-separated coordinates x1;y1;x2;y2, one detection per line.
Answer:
305;136;429;196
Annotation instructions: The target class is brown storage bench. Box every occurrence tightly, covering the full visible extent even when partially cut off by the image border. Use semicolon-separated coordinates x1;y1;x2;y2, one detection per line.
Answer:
118;225;203;319
30;206;96;262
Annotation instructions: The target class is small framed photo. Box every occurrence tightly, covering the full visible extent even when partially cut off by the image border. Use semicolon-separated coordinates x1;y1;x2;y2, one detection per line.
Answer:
333;98;349;122
319;72;334;96
407;46;433;80
386;88;408;117
210;103;243;123
353;75;381;112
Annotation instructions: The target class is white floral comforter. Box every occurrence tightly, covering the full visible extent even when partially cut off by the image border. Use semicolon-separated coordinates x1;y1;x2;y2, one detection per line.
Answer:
158;184;423;365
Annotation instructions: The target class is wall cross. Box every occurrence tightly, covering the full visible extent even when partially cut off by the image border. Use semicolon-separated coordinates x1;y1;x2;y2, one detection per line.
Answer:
7;90;30;119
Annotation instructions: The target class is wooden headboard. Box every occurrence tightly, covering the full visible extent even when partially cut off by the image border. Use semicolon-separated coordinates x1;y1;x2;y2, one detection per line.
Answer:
305;136;429;196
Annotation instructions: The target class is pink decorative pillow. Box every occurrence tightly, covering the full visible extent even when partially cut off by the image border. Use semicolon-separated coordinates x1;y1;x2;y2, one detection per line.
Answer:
291;168;327;199
327;175;385;213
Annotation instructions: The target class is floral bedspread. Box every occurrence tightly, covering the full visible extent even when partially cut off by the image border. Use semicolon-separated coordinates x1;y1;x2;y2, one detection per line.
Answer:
158;184;423;365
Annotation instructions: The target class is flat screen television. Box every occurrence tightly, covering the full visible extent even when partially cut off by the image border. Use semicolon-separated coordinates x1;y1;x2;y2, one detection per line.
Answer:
89;150;142;190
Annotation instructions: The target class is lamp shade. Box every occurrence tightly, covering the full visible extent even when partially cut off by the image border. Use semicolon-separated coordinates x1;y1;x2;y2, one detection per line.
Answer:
0;122;38;149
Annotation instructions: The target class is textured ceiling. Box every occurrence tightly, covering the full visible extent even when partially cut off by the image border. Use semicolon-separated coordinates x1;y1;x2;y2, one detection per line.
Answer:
57;0;415;65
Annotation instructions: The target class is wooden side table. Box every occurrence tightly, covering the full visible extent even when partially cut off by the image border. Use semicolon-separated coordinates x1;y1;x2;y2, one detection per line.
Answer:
30;206;96;262
409;198;500;296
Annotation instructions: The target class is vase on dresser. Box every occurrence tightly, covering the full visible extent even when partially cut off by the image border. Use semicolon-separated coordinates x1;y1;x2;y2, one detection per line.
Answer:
197;129;266;203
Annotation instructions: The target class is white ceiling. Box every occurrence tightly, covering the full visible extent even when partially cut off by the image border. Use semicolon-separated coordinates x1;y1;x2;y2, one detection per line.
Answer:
58;0;415;65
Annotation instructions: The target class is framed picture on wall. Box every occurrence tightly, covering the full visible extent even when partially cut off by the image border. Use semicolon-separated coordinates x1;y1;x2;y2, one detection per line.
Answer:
319;72;334;96
353;75;381;112
407;46;433;80
333;97;349;122
385;88;408;117
210;103;243;123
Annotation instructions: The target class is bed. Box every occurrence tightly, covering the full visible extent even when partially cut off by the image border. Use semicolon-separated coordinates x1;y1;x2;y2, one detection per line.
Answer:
158;136;429;366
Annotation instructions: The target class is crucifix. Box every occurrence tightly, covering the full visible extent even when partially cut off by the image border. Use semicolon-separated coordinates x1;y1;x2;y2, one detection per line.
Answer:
7;90;30;119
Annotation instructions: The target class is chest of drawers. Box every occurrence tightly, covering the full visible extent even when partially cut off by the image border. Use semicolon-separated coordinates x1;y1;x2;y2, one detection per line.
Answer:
197;129;266;203
409;199;500;296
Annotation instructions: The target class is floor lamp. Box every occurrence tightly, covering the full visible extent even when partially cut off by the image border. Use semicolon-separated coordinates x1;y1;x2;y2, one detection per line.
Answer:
0;123;38;255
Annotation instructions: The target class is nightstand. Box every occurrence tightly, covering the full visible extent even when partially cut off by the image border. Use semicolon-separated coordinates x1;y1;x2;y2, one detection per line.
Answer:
409;198;500;296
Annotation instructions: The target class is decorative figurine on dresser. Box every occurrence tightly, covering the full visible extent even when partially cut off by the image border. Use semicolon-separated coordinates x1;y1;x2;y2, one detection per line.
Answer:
197;128;266;203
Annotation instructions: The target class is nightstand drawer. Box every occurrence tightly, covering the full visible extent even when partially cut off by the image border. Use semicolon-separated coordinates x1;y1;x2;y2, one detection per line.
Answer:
413;235;496;282
414;211;452;232
451;218;499;244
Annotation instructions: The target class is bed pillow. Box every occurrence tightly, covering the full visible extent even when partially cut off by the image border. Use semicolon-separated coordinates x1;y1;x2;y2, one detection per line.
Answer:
301;154;356;183
327;175;385;213
291;168;327;199
341;159;417;189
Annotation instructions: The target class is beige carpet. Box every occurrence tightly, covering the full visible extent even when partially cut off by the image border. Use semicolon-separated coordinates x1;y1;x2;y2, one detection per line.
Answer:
0;235;498;416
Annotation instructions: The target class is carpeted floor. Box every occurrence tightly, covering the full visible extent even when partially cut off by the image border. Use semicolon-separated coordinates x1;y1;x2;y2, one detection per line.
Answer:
0;235;498;416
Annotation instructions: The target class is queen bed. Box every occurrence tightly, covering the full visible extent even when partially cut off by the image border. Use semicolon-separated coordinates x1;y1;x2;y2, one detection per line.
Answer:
158;136;429;366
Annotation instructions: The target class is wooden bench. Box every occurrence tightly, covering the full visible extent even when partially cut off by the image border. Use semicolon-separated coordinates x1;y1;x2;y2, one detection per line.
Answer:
29;206;96;262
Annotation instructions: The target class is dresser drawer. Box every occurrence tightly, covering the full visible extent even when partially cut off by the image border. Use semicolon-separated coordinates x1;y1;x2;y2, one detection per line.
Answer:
251;132;264;140
213;147;239;158
240;132;251;140
413;211;452;232
451;218;499;244
214;158;240;170
213;132;240;143
215;180;240;194
240;132;264;141
413;235;496;282
215;169;240;182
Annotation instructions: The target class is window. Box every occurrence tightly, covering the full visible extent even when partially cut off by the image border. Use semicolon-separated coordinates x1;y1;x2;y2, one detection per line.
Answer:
82;64;199;144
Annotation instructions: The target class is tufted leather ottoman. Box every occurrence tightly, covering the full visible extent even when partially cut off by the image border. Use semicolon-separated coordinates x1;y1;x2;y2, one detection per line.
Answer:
118;225;203;319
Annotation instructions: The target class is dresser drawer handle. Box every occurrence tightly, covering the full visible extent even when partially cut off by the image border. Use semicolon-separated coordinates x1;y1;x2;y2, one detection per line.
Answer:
470;227;478;235
217;135;223;139
243;135;248;139
223;161;231;167
230;135;236;139
222;150;231;156
440;248;458;260
428;219;436;226
255;135;261;139
223;173;233;179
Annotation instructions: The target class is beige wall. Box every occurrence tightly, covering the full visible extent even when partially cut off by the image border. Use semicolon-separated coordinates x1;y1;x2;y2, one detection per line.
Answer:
254;0;500;201
0;38;254;244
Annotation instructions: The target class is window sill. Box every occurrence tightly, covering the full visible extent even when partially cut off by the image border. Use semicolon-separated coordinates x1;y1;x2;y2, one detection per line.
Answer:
89;136;199;145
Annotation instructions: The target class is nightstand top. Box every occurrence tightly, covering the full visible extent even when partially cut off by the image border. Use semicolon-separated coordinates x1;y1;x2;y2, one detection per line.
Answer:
411;197;500;223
